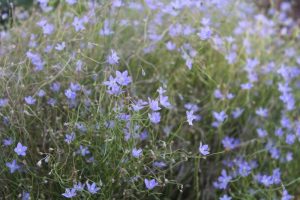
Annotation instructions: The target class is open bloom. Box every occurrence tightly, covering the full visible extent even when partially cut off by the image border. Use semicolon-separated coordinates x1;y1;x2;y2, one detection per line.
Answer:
144;178;158;190
199;142;209;156
14;142;27;156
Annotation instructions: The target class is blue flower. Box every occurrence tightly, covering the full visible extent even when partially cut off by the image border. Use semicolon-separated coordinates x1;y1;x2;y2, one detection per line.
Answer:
107;49;120;65
199;142;210;156
14;142;27;156
6;160;20;173
144;178;158;190
148;112;161;124
62;188;77;198
64;132;76;144
86;182;100;194
132;148;143;158
24;96;36;105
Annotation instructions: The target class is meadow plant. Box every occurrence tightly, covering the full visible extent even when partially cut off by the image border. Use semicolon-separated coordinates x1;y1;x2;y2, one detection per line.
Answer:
1;0;300;199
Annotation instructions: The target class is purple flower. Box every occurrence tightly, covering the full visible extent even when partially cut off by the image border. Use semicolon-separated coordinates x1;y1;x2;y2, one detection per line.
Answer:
50;82;61;92
103;76;123;95
0;98;9;107
198;26;212;40
37;89;46;97
285;134;295;145
148;112;161;124
255;107;268;118
257;128;268;138
65;89;77;100
21;191;30;200
144;178;158;190
62;188;77;198
282;189;293;200
220;194;232;200
232;107;244;119
132;148;143;158
131;99;148;111
66;0;77;5
70;82;81;91
14;142;27;156
73;182;85;191
186;110;197;126
159;95;172;108
213;170;232;189
3;138;13;146
37;19;54;35
199;142;210;156
64;132;76;144
222;137;240;150
55;42;66;51
240;82;253;90
115;70;132;86
148;98;161;111
24;96;36;105
99;19;114;36
72;16;85;32
107;49;120;65
6;160;20;173
86;182;100;194
77;145;90;156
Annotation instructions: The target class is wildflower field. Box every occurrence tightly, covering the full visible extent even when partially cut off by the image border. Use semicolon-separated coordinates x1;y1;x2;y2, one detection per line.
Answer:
1;0;300;199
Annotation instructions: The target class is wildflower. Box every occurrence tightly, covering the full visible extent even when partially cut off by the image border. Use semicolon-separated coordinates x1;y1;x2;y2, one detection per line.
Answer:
131;99;148;111
55;42;66;51
70;82;81;91
37;19;54;35
165;41;176;51
66;0;77;5
50;82;61;92
65;89;77;100
148;98;161;111
21;191;30;200
14;142;27;156
256;107;268;118
198;26;212;40
73;182;85;191
0;98;9;107
24;96;36;105
285;134;295;145
153;161;167;168
37;89;46;97
107;49;120;65
86;182;100;194
26;51;45;71
220;194;232;200
199;142;210;156
186;110;197;126
213;170;232;189
144;178;158;190
222;137;240;150
159;95;172;108
103;76;122;95
148;112;161;124
6;160;20;173
232;107;244;119
72;16;85;32
240;82;253;90
213;111;228;122
99;19;114;36
132;148;143;158
115;70;132;86
3;138;13;146
62;188;77;198
257;128;268;138
77;145;90;156
282;189;293;200
64;132;76;144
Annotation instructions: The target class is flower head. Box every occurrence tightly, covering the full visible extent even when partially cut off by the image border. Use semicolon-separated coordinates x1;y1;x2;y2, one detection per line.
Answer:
14;142;27;156
199;142;210;156
144;178;158;190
